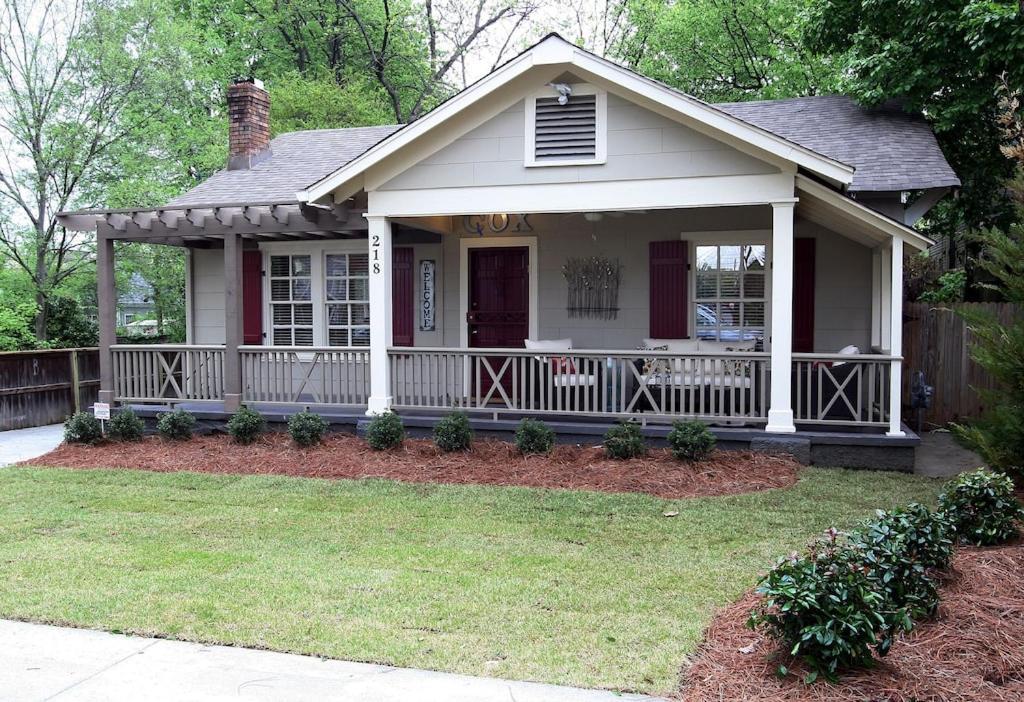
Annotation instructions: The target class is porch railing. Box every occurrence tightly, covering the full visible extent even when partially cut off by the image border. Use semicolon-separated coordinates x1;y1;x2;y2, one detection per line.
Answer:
792;353;896;427
111;344;224;402
388;347;770;423
240;346;370;405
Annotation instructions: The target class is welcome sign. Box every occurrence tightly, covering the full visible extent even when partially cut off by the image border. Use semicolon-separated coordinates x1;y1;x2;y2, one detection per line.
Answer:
420;259;436;331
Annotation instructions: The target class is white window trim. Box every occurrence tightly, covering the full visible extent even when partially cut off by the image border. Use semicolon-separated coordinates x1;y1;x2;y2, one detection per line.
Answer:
261;240;370;348
524;83;607;168
682;230;773;347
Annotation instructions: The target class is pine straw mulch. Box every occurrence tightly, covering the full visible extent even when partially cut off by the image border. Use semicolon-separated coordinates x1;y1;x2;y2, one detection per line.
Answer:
681;539;1024;702
23;433;800;499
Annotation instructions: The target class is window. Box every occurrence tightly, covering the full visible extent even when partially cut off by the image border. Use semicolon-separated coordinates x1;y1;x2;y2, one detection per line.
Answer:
123;314;135;325
269;254;314;346
324;253;370;346
525;84;607;167
694;244;766;342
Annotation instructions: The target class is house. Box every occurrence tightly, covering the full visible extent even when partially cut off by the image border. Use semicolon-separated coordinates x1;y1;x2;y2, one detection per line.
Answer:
118;272;156;329
59;35;960;468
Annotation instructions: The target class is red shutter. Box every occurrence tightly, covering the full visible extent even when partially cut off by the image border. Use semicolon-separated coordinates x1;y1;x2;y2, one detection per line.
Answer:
792;238;816;352
649;240;689;338
242;250;263;345
392;247;414;346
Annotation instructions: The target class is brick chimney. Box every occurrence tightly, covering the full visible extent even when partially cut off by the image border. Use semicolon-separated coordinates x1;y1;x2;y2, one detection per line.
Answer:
227;78;271;170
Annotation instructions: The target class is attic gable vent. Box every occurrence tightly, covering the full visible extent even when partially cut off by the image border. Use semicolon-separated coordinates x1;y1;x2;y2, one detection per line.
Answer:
525;85;606;167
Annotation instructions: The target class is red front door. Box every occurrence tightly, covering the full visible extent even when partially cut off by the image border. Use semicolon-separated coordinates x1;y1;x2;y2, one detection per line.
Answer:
467;247;529;397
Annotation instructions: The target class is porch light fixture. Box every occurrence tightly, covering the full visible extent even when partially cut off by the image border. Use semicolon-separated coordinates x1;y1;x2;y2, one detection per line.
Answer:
548;82;572;105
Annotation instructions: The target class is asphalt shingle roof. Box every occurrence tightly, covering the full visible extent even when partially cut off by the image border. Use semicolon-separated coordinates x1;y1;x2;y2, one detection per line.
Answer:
166;94;957;207
167;125;401;206
715;95;960;192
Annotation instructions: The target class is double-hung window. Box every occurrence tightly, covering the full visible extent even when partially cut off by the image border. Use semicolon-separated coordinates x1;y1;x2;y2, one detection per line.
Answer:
694;244;766;342
269;254;314;346
324;253;370;347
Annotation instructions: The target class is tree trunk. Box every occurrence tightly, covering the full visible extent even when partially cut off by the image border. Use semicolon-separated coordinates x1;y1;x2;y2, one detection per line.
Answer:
33;239;48;341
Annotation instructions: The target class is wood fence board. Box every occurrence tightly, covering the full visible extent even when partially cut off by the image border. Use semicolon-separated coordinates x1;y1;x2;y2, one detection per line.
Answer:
0;348;100;431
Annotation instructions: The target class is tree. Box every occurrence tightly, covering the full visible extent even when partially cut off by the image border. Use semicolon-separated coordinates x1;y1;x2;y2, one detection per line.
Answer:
614;0;841;102
804;0;1024;241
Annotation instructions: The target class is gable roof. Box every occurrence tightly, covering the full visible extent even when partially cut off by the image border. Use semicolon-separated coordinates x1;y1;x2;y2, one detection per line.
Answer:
167;125;400;207
717;96;960;193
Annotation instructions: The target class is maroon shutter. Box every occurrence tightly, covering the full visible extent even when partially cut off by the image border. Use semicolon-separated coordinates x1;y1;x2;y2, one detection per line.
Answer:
242;250;263;345
792;238;816;352
392;247;414;346
649;240;689;338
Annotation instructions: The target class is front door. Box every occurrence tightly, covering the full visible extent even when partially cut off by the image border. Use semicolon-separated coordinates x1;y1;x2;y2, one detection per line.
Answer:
467;246;530;397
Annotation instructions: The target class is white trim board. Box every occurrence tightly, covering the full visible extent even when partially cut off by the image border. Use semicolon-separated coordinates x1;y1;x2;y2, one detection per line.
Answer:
458;236;540;350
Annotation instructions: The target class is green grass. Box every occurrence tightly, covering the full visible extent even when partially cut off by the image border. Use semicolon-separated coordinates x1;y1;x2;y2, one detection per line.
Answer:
0;466;942;694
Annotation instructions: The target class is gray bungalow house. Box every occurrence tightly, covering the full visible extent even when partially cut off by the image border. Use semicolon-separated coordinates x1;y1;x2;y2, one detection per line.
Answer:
60;35;959;467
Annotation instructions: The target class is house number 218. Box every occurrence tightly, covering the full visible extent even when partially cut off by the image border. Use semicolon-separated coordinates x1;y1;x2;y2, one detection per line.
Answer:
371;235;381;274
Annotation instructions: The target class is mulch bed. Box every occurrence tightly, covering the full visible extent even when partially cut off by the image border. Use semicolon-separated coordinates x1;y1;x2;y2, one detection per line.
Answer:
24;433;800;499
681;540;1024;702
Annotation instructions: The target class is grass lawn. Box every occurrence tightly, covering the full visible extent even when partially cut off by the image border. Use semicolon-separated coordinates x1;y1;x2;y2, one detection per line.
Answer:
0;466;941;694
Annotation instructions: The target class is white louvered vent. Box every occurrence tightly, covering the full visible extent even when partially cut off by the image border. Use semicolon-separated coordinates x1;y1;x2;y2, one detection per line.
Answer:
533;94;597;162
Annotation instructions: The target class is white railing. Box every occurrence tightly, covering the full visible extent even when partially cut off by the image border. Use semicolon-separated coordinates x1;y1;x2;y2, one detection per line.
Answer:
240;346;370;405
792;353;896;427
388;347;770;423
111;344;224;402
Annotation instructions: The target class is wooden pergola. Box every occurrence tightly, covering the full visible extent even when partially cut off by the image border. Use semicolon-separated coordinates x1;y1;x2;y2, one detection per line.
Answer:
59;199;370;411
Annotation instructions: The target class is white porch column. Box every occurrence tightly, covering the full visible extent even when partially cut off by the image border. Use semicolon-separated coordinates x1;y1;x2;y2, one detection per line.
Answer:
766;201;796;433
887;238;905;436
223;231;243;412
366;215;393;415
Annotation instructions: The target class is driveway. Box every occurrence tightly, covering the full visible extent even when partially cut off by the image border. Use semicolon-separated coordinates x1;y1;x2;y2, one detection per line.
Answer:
0;620;664;702
0;424;63;466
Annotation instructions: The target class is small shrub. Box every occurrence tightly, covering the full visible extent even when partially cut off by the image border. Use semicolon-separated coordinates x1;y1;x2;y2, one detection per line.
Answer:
226;406;265;445
748;529;902;682
666;420;716;461
938;468;1023;546
366;411;405;450
288;410;328;448
108;408;144;442
433;411;473;452
64;411;103;444
515;418;555;455
603;421;645;459
849;504;953;620
157;409;196;440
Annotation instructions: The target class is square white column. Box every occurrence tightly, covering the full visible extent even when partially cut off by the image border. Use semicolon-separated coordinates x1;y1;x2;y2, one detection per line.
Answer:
766;201;796;433
223;231;243;412
887;238;905;437
366;215;393;415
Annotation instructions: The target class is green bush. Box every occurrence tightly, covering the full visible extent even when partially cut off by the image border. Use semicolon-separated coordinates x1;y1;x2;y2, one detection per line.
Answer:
515;418;555;455
603;421;646;459
157;409;196;440
226;406;265;445
108;408;144;442
938;468;1023;546
666;420;716;461
433;412;473;452
849;504;953;620
288;410;328;448
64;411;103;444
366;411;405;450
748;530;903;682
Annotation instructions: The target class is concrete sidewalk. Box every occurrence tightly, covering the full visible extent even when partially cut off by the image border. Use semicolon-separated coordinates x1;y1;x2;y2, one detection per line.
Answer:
0;424;64;466
0;620;664;702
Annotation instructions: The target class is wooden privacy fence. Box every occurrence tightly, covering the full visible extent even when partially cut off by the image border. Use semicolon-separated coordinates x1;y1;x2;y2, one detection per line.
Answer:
902;302;1021;427
0;348;100;431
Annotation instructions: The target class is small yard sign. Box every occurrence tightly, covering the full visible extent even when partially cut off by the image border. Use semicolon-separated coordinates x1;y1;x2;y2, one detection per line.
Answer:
93;402;110;420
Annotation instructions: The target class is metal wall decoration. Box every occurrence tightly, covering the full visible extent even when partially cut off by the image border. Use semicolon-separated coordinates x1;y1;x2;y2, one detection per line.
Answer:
562;256;622;319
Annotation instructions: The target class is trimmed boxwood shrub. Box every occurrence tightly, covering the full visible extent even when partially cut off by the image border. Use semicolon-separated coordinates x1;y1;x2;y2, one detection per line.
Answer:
366;411;405;450
433;411;472;452
108;408;144;442
603;421;645;459
288;410;327;448
515;418;555;455
157;409;196;440
748;530;903;682
666;420;716;461
226;406;265;445
938;468;1023;546
849;504;953;620
64;411;103;444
